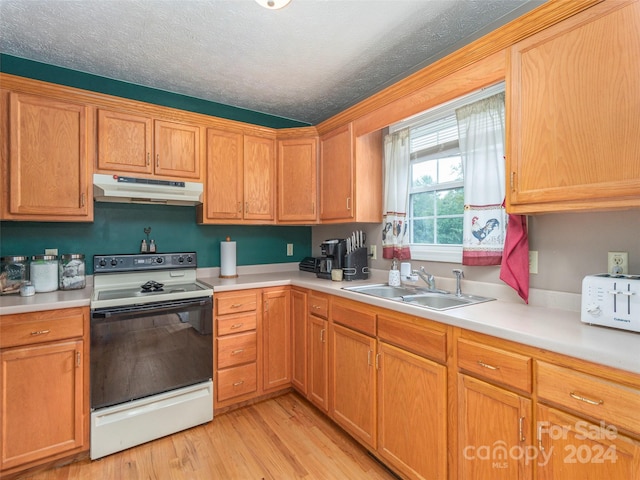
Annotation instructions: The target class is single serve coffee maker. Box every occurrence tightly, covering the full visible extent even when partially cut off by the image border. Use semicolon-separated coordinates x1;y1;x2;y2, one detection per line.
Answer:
316;239;346;279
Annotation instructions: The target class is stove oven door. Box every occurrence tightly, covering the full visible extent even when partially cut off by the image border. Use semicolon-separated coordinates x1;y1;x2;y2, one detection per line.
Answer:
90;296;213;410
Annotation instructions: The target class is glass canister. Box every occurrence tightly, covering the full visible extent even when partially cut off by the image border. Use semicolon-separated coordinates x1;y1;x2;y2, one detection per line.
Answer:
30;255;59;293
59;254;86;290
1;255;29;294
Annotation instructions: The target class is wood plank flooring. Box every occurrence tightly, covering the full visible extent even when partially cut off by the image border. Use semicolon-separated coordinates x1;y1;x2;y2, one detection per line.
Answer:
17;393;399;480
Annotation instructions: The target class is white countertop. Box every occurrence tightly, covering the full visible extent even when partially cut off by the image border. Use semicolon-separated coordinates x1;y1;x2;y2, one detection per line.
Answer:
2;265;639;375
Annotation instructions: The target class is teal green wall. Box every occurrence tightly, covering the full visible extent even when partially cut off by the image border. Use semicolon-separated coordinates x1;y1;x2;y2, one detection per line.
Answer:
0;55;313;272
0;203;311;274
0;54;309;129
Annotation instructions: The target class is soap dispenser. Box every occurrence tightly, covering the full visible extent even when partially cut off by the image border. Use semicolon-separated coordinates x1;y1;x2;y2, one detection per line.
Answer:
388;259;401;287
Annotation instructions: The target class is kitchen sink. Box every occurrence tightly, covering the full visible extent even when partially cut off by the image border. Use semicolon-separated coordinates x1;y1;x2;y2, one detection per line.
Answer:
342;284;494;311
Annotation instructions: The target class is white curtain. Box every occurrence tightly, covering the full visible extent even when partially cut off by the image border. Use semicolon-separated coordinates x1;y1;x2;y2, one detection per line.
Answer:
456;92;507;266
382;128;411;260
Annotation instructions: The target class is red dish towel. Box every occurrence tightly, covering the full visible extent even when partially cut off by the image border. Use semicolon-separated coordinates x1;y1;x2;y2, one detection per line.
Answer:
500;213;529;303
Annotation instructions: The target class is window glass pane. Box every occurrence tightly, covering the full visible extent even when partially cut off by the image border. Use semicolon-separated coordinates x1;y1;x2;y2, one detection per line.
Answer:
412;161;437;187
411;191;434;216
411;219;434;244
437;217;463;245
438;156;463;183
436;188;463;215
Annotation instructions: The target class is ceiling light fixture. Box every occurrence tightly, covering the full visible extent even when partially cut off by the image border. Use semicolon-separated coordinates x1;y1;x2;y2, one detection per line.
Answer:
255;0;292;10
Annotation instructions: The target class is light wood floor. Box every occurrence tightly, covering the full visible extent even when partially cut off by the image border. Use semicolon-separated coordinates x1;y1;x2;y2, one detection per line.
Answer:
18;393;399;480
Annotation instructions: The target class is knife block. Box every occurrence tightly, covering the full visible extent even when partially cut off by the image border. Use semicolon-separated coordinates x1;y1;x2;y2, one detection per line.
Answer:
343;248;369;281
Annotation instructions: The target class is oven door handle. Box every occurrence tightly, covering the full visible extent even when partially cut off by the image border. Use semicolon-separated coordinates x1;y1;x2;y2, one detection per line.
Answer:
92;297;212;319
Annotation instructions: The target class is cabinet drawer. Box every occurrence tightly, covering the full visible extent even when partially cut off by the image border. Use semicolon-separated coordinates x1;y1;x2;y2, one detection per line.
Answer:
0;308;85;349
217;363;257;401
217;331;257;368
216;312;257;336
331;297;376;336
457;338;532;393
378;313;446;364
215;291;258;315
308;293;329;319
537;361;640;436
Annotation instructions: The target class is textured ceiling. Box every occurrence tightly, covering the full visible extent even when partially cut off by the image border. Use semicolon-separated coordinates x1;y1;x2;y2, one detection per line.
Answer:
0;0;541;125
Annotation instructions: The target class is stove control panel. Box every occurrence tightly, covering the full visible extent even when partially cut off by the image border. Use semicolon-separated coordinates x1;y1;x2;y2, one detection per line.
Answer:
94;252;197;272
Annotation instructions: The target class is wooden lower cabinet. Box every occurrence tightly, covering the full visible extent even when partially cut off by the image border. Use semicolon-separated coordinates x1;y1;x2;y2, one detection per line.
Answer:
458;374;532;480
307;314;328;411
330;323;377;449
291;288;308;395
377;341;447;480
262;288;291;391
536;405;640;480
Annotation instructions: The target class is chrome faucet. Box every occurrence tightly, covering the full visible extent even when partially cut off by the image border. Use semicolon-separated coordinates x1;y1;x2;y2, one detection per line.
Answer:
413;266;436;290
452;269;464;296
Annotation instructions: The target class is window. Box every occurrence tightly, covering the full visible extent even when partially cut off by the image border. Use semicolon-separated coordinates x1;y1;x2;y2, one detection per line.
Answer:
390;83;504;262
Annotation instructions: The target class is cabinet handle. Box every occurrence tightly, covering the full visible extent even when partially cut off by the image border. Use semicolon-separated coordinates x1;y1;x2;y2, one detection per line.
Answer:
147;152;150;166
245;202;249;214
312;305;321;310
233;380;244;387
230;323;244;329
156;154;160;168
231;349;244;355
312;201;315;214
230;303;243;308
346;197;351;210
569;391;603;406
375;353;381;370
519;416;525;442
80;192;86;207
30;329;51;336
320;328;325;343
477;360;499;370
265;301;269;312
537;423;545;452
238;202;242;213
367;350;372;366
76;351;81;367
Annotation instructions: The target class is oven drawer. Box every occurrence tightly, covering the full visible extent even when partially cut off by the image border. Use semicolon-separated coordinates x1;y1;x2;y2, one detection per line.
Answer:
537;361;640;436
1;307;85;348
217;312;257;336
215;291;258;315
217;331;257;368
217;363;257;401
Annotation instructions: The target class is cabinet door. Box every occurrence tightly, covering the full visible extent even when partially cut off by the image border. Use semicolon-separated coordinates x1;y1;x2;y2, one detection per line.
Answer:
262;289;291;391
97;108;152;174
204;128;244;220
330;323;376;449
458;374;532;480
320;124;353;221
378;342;447;480
154;119;201;180
277;137;318;223
1;340;84;470
508;0;640;213
536;405;640;480
291;288;307;395
7;93;91;220
308;315;328;411
244;135;275;221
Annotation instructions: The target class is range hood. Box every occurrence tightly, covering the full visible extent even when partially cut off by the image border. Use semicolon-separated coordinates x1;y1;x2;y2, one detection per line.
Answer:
93;174;203;206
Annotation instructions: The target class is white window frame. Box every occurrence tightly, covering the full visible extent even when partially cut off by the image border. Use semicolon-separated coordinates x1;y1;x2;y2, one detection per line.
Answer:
390;82;505;263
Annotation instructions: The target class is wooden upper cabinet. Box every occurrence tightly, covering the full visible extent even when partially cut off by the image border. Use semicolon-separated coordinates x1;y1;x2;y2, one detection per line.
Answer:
199;129;275;224
277;135;318;224
97;109;152;174
3;92;92;221
507;0;640;213
320;123;382;223
96;108;202;181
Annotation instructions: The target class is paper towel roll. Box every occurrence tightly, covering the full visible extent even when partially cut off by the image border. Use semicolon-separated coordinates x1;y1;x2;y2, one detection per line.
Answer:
220;239;238;278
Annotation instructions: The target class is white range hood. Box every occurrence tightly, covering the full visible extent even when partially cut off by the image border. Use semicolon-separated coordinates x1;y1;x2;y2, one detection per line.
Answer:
93;174;203;206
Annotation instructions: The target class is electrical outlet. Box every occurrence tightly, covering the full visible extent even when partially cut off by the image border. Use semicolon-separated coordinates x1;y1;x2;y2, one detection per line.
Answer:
607;251;628;274
286;243;294;256
45;248;58;256
529;250;538;274
369;245;377;260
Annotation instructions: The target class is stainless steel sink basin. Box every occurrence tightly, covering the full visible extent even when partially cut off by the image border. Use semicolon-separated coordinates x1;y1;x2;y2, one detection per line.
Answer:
342;284;494;311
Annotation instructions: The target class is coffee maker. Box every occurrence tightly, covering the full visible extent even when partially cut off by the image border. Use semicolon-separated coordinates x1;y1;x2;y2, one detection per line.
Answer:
316;239;346;279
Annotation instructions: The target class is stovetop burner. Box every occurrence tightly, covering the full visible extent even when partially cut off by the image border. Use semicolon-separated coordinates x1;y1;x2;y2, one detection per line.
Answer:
141;280;164;292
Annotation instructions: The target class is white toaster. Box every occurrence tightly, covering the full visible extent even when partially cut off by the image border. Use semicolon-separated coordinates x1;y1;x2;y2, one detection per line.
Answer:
581;274;640;333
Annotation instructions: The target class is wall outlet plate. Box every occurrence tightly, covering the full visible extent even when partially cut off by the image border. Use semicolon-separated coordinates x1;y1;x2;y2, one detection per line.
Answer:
529;250;538;274
607;251;628;274
370;245;377;260
286;243;294;256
